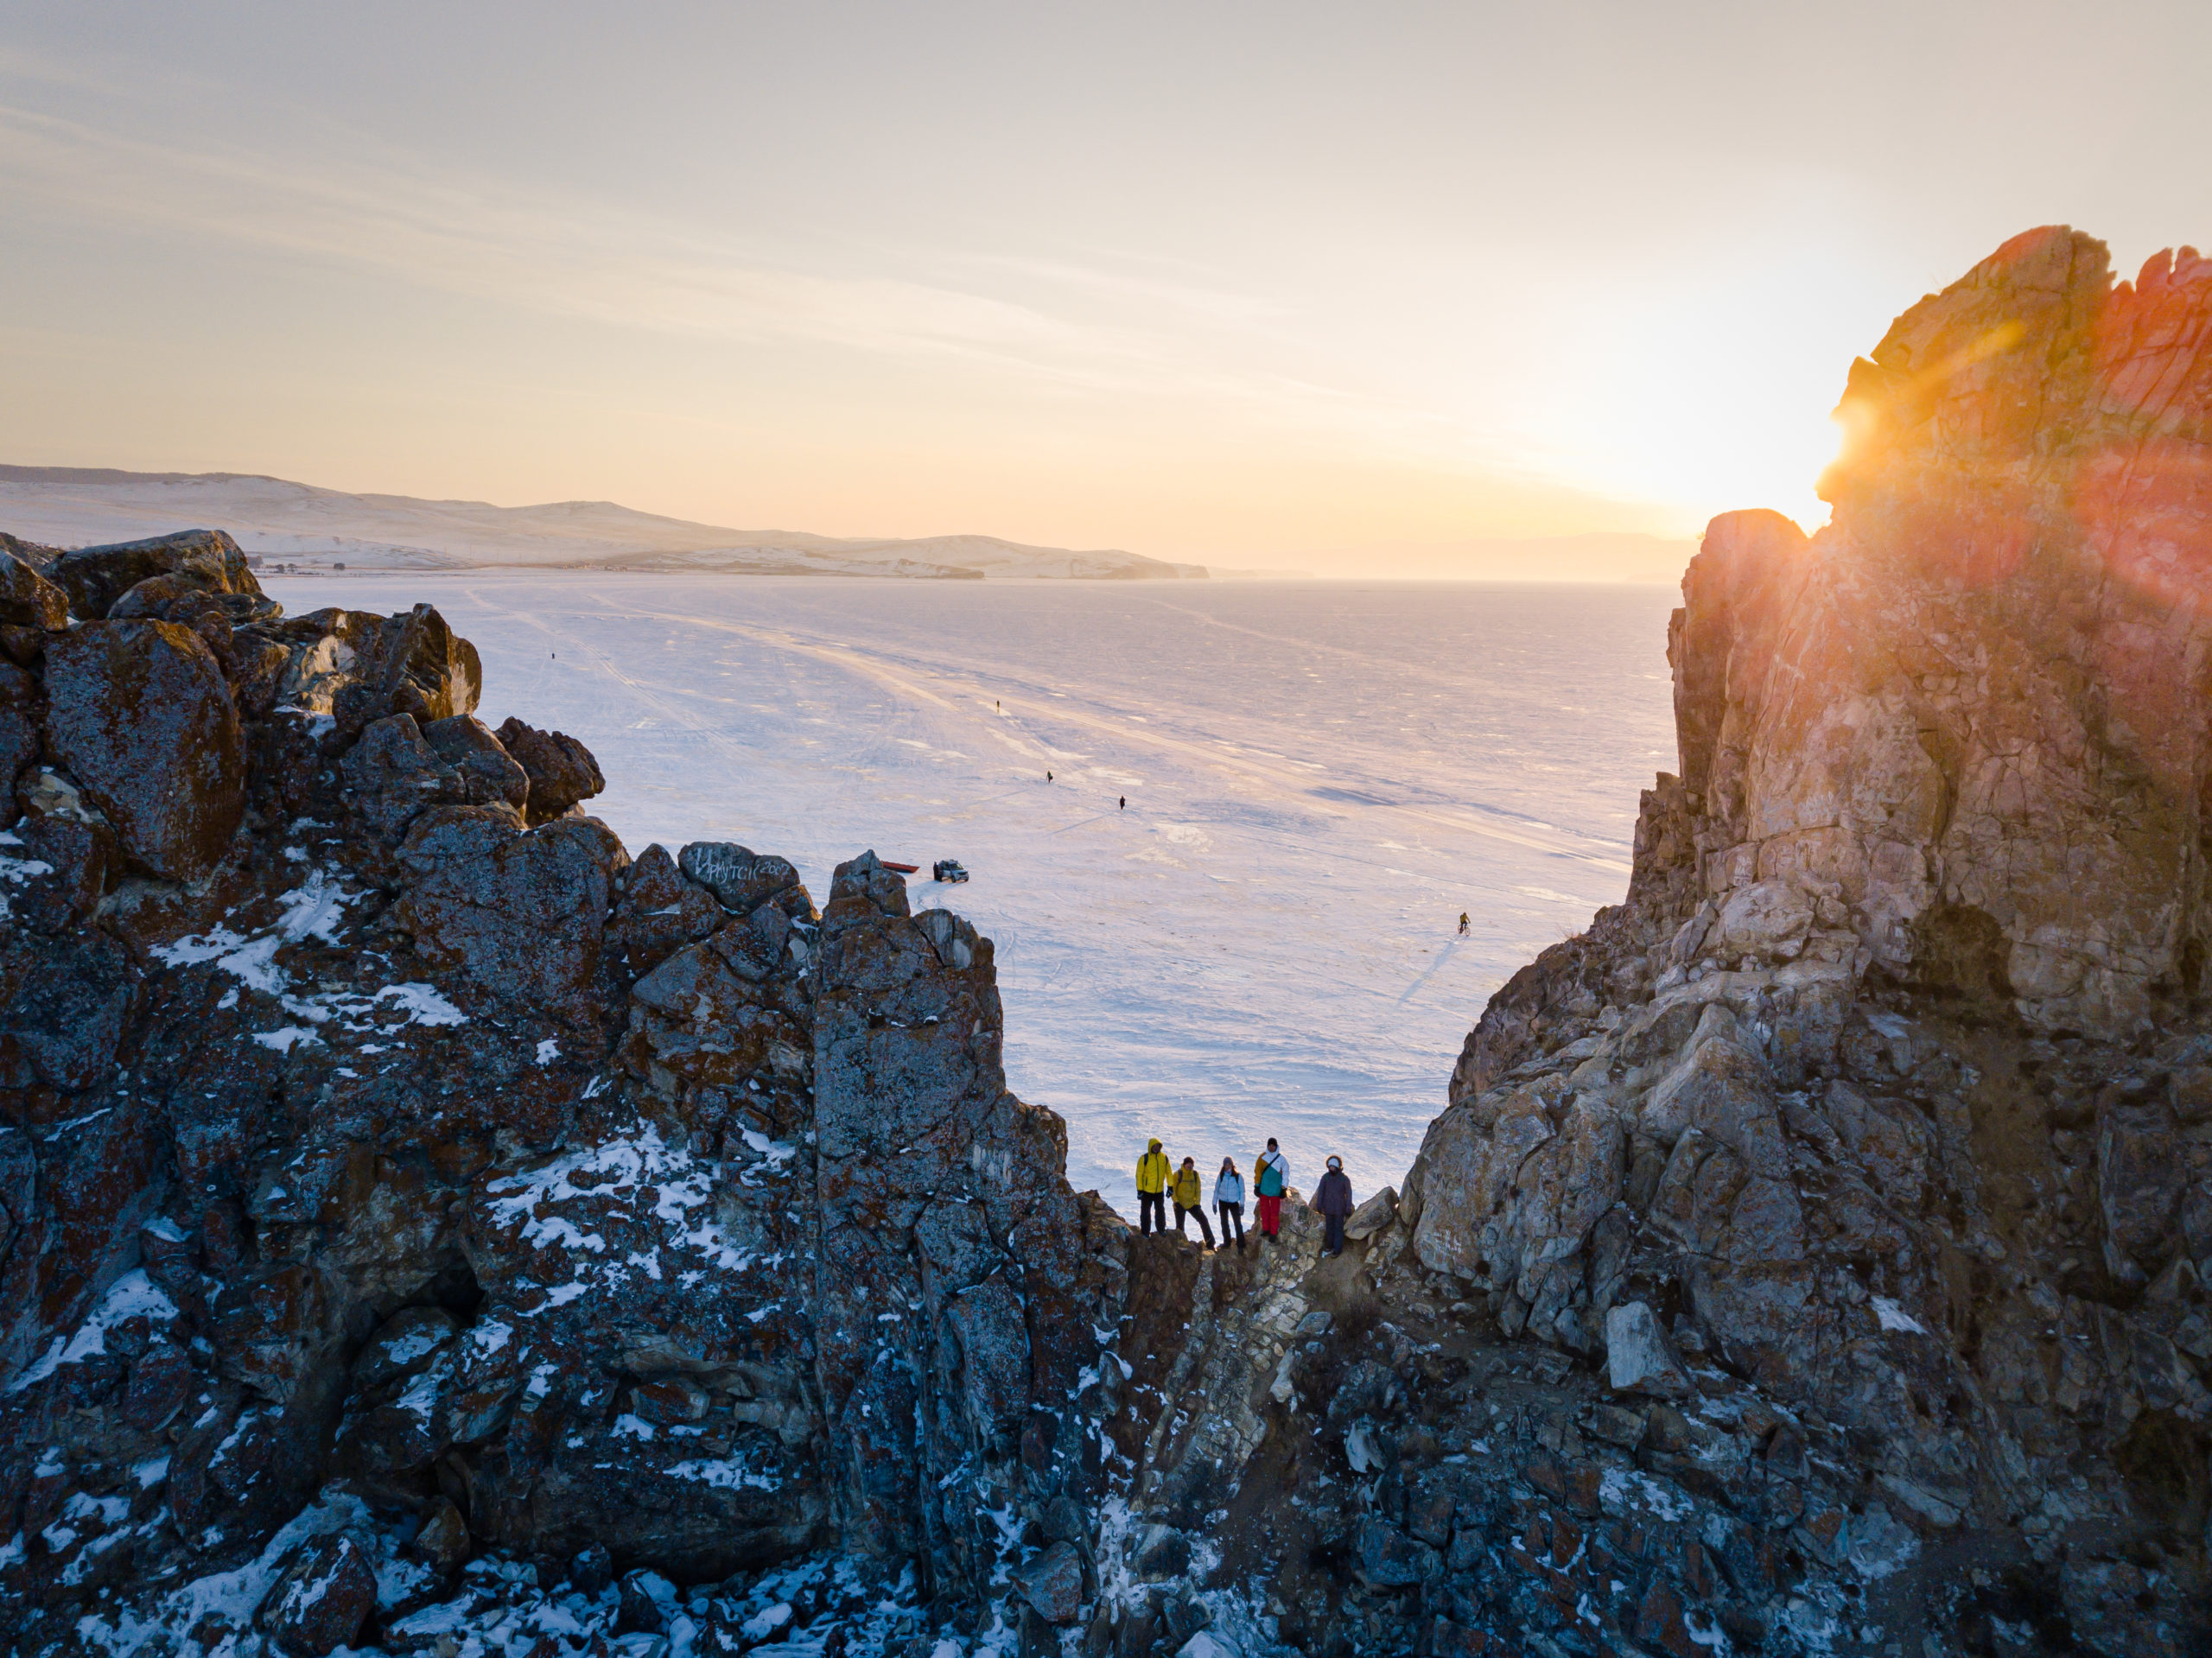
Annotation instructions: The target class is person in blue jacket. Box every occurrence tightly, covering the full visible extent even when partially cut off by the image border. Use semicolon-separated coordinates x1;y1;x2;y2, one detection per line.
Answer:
1214;1157;1246;1252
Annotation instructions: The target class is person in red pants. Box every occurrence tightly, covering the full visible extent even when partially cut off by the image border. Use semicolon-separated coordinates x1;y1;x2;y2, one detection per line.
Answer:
1254;1138;1289;1240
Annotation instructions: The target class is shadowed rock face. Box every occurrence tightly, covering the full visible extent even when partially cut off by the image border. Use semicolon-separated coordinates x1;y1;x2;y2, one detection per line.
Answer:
0;551;1119;1654
41;619;246;882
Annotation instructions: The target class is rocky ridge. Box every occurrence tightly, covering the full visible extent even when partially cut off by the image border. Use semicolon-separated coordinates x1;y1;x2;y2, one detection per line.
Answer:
3;225;2212;1658
0;526;1122;1654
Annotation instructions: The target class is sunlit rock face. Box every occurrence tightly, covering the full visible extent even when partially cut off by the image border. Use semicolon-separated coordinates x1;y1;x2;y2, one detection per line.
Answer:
1371;229;2212;1655
1719;227;2212;1038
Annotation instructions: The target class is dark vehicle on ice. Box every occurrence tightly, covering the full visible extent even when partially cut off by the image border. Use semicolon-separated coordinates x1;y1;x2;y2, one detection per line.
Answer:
932;859;970;883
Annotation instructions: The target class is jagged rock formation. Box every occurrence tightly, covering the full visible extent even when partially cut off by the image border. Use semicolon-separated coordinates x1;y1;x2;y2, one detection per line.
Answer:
1073;228;2212;1658
7;226;2212;1658
0;529;1121;1654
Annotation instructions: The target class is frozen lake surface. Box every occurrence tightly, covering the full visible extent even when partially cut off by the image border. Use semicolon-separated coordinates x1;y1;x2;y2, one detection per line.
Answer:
273;572;1677;1216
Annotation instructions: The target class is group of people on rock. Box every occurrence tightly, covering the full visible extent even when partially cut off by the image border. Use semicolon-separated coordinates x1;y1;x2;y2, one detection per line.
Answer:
1134;1136;1357;1258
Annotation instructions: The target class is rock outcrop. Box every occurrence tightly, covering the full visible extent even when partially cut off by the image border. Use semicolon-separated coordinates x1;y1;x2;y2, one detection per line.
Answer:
0;533;1120;1655
1052;227;2212;1658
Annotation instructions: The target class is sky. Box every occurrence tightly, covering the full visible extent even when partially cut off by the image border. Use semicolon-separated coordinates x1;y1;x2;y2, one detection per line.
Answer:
3;3;2209;574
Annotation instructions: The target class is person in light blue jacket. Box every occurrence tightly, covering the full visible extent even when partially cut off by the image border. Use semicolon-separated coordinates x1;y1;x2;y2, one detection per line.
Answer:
1215;1157;1247;1252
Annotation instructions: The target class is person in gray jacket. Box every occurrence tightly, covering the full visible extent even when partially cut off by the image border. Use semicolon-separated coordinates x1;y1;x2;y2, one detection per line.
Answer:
1214;1157;1246;1252
1313;1155;1355;1257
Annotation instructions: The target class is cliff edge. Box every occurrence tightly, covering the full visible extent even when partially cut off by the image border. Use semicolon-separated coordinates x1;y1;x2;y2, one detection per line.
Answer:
1065;228;2212;1658
0;528;1123;1653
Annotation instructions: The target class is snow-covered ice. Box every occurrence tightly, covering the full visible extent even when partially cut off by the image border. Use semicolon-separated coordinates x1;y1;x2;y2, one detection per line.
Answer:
274;571;1675;1216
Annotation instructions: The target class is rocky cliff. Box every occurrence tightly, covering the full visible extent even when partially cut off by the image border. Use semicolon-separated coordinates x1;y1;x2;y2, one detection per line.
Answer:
0;527;1123;1654
5;224;2212;1658
1017;227;2212;1658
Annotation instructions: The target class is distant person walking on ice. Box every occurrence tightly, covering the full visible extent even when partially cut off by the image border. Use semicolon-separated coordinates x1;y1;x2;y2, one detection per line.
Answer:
1135;1138;1170;1235
1458;912;1470;937
1254;1139;1289;1241
1173;1156;1217;1247
1314;1156;1355;1257
1215;1157;1246;1252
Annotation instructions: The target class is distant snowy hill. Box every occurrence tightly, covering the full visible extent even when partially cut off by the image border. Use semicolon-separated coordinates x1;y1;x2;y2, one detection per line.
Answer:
1307;530;1700;583
0;466;1208;581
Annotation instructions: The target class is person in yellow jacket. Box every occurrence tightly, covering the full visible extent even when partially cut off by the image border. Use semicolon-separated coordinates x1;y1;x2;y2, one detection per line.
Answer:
1135;1138;1171;1235
1172;1155;1217;1248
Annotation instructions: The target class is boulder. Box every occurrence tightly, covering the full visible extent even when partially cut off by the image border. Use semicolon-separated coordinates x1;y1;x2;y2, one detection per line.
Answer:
0;529;61;575
0;540;67;630
1009;1540;1085;1623
352;1305;460;1389
679;842;806;913
424;714;531;810
0;930;138;1091
617;1569;677;1633
341;713;471;838
410;1497;472;1572
2098;1097;2187;1286
359;603;483;725
1353;1515;1441;1586
262;1533;378;1656
495;715;605;823
8;807;118;931
569;1542;614;1596
106;575;282;689
1344;1185;1399;1241
1705;880;1815;965
1161;1588;1212;1646
41;619;245;880
607;842;727;987
121;1343;194;1432
276;604;481;729
0;1094;162;1380
337;1379;451;1477
1604;1302;1694;1400
397;807;628;1016
712;901;793;983
271;609;380;715
228;628;293;715
1638;1010;1787;1175
820;848;911;932
50;528;260;619
1407;1088;1622;1294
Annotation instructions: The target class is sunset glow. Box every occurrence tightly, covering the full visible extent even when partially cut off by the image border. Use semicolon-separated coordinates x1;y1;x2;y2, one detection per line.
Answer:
4;5;2209;573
